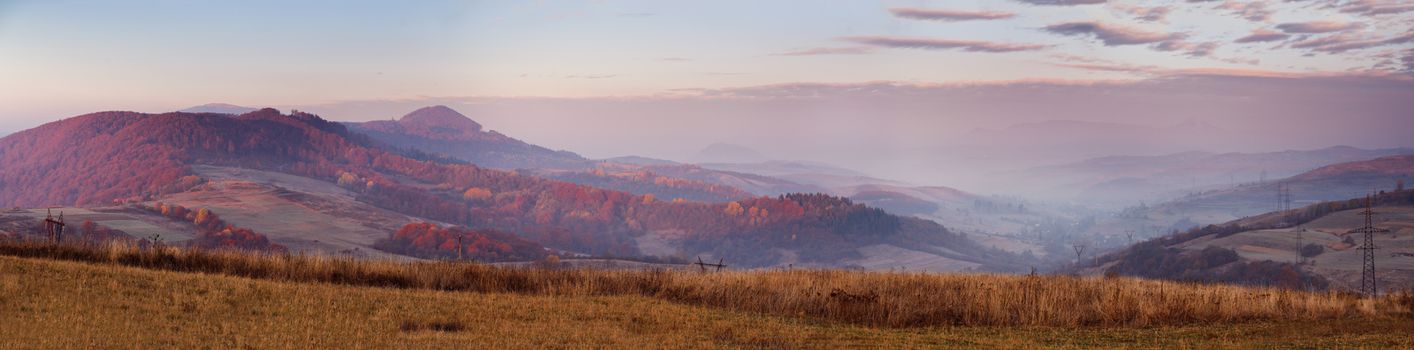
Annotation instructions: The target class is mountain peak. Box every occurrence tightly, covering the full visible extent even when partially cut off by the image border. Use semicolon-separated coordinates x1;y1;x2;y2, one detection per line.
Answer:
400;105;482;134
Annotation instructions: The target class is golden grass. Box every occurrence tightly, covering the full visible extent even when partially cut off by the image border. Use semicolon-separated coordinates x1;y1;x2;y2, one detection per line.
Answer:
5;254;1414;349
0;239;1409;329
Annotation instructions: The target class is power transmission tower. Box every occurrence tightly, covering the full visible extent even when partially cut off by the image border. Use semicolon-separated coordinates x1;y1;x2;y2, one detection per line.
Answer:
1355;195;1390;298
43;208;65;243
1071;243;1087;265
1274;183;1293;212
1283;184;1292;212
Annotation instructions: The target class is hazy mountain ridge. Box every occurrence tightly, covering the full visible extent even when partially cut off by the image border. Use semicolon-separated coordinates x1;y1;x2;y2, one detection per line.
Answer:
345;105;593;170
343;106;833;208
1002;146;1414;206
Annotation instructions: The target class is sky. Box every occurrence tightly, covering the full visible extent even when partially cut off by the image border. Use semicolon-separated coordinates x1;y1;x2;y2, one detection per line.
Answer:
1;0;1412;188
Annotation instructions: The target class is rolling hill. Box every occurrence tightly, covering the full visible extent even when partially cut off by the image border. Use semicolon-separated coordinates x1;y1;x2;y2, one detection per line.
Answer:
1162;155;1411;220
0;108;1023;270
1090;188;1414;292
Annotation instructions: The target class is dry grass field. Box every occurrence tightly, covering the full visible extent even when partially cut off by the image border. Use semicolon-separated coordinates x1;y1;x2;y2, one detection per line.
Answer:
2;240;1414;348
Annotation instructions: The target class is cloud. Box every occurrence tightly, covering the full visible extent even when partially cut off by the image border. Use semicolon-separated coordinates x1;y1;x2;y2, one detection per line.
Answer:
1042;21;1220;57
1276;21;1365;33
1111;4;1171;22
774;47;874;56
1290;31;1414;53
1216;1;1272;21
1047;56;1351;77
1014;0;1106;5
1339;0;1414;16
1235;29;1290;43
1053;62;1159;74
1403;49;1414;72
888;8;1016;21
658;57;692;62
1043;21;1180;45
1155;40;1219;57
840;36;1049;53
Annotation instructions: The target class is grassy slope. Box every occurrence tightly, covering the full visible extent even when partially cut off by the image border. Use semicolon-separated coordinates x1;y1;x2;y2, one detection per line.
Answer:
3;256;1413;349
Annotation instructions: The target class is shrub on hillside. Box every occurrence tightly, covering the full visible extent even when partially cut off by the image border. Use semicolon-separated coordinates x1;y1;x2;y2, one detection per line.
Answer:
1300;243;1325;258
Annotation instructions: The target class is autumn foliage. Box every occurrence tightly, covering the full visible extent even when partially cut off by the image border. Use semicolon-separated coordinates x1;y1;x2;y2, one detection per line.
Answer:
143;202;285;252
375;222;545;262
544;168;753;203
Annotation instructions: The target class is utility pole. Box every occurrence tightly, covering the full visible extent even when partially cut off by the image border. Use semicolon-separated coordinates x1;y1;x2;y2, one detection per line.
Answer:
456;233;465;262
1356;195;1389;298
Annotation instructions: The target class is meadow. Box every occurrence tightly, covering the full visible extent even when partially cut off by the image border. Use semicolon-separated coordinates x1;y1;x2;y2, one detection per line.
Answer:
2;239;1413;348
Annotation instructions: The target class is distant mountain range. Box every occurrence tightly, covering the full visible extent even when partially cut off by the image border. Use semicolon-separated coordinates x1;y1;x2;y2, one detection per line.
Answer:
1001;146;1414;206
699;160;867;179
949;119;1236;171
694;143;768;163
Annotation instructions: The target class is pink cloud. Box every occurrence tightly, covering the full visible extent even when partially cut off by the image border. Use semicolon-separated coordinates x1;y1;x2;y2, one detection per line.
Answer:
1276;21;1365;34
1216;1;1272;22
1235;29;1290;43
1339;0;1414;16
1290;31;1414;54
888;8;1016;21
840;36;1050;53
1044;21;1180;45
774;47;874;56
1015;0;1105;5
1111;4;1172;22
